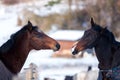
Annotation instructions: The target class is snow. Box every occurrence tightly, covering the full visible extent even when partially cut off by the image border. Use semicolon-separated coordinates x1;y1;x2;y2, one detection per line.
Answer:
49;30;84;41
38;56;98;80
23;51;98;80
24;55;98;68
22;50;54;69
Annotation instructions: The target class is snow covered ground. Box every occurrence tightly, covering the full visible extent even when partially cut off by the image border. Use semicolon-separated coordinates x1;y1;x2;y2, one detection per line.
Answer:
0;1;98;80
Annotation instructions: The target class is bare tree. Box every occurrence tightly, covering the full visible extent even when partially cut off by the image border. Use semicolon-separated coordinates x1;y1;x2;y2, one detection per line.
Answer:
85;0;120;38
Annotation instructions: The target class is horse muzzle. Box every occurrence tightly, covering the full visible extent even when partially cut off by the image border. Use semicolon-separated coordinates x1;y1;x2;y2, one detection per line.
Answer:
53;43;60;51
72;49;79;55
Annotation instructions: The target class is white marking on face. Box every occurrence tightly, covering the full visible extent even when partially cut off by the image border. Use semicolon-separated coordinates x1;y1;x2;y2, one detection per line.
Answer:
71;41;78;52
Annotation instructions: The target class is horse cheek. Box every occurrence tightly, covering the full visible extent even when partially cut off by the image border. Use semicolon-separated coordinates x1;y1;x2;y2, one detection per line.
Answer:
30;38;42;50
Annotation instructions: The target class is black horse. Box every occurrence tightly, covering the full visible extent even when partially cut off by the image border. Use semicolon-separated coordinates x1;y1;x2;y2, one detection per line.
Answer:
72;18;120;80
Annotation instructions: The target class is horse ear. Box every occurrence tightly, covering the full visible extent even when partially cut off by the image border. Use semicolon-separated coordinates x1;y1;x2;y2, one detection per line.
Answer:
27;21;33;31
90;17;95;27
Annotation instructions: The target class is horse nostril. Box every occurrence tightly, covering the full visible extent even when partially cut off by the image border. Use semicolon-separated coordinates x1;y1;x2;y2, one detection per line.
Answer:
72;49;78;55
56;43;60;50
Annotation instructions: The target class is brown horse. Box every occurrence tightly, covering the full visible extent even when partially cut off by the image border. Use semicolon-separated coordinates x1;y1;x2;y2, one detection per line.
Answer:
72;18;120;80
0;21;60;80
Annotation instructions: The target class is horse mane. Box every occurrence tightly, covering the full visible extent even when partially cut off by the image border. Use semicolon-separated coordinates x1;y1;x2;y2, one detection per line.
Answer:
102;28;120;47
0;25;29;53
97;26;120;52
102;28;115;42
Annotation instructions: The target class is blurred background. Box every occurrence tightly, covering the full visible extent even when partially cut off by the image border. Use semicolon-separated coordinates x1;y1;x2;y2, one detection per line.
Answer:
0;0;120;80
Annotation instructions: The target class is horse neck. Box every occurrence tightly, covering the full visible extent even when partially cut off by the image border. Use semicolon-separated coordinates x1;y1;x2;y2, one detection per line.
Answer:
111;41;120;68
0;31;31;74
94;39;113;70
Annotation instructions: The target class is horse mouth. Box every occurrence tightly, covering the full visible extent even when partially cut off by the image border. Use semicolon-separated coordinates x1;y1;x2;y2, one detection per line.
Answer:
72;49;79;55
72;47;85;55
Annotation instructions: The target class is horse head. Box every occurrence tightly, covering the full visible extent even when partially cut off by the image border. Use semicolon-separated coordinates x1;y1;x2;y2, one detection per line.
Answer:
26;21;60;51
72;18;115;55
